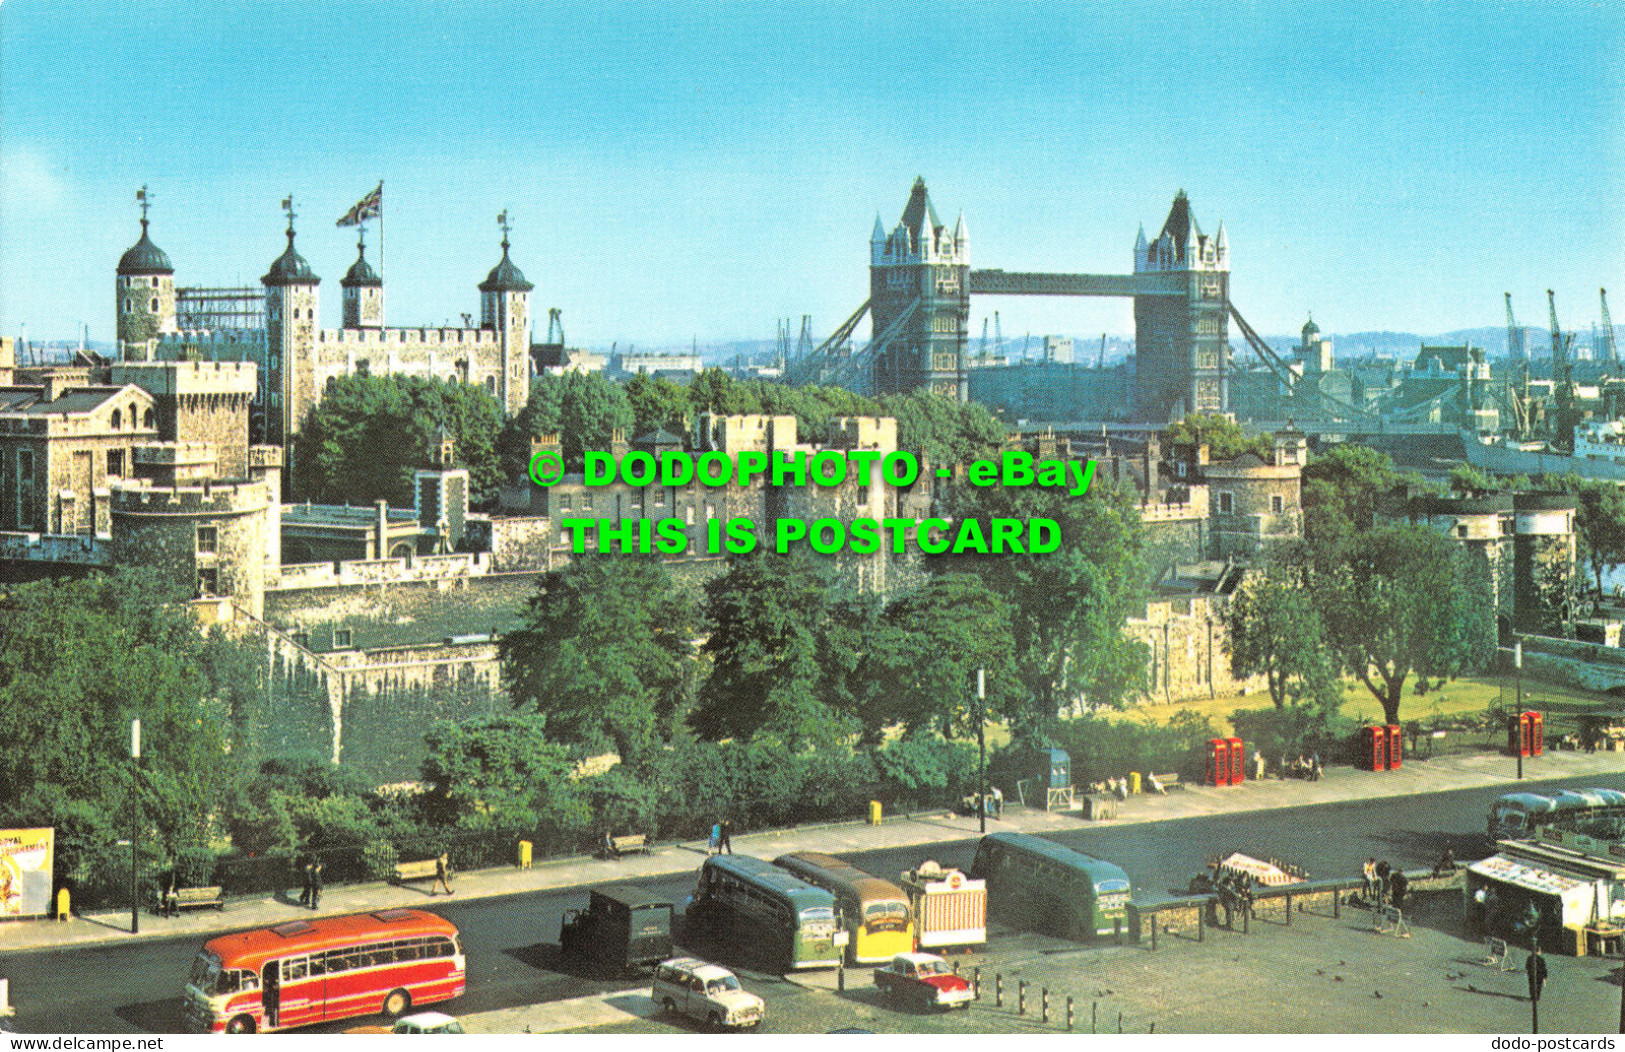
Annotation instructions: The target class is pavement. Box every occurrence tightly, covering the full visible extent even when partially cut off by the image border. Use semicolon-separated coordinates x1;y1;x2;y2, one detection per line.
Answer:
4;747;1620;956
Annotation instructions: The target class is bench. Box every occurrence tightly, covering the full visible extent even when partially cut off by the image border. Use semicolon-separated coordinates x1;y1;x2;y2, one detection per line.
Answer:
1150;772;1186;793
393;859;440;885
606;834;650;858
156;885;224;915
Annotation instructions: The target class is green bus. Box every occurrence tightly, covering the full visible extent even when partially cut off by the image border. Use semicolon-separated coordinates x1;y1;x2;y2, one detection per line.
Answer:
970;832;1133;940
686;855;844;970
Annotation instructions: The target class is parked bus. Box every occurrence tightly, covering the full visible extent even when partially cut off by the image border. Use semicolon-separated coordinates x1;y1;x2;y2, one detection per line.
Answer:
685;855;845;971
970;832;1132;940
773;852;914;964
182;908;465;1033
1487;788;1625;839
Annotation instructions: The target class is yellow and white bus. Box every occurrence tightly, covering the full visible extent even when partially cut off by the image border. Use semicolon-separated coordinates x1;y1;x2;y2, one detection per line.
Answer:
774;852;914;964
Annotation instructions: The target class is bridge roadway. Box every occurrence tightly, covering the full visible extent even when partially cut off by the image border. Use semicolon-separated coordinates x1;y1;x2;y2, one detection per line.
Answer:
968;269;1185;298
6;771;1621;1034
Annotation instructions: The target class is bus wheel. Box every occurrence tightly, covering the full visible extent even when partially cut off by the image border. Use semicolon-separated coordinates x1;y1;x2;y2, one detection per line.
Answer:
383;989;411;1018
708;1012;723;1031
662;998;676;1016
226;1015;256;1034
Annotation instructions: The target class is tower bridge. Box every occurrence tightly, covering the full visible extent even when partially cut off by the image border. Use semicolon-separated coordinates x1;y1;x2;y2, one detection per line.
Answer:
790;180;1287;424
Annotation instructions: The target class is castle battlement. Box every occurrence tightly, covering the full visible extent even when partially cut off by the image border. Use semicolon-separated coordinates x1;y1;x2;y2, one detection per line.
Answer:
112;359;258;397
316;326;498;347
110;477;272;515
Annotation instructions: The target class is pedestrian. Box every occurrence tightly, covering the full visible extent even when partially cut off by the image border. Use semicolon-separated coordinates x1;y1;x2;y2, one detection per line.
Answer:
299;860;313;908
1253;749;1265;781
1311;753;1323;781
164;879;179;919
718;820;734;855
990;784;1004;818
708;823;722;855
309;859;323;910
432;851;454;895
1526;943;1548;1032
1433;847;1456;877
1362;858;1379;903
1389;869;1408;911
1375;860;1391;907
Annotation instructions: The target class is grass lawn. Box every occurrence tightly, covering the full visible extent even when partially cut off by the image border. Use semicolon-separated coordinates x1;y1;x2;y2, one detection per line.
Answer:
1106;674;1619;736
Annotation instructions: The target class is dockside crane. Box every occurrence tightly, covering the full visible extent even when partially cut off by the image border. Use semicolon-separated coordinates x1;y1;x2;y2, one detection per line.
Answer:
979;317;990;363
1602;289;1619;370
1550;289;1580;450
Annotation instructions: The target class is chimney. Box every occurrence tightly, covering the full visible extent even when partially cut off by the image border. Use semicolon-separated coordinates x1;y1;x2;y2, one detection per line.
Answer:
41;370;68;403
375;499;390;561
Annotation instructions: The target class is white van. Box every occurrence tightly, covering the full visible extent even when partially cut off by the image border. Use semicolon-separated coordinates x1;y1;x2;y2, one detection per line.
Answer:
651;957;764;1030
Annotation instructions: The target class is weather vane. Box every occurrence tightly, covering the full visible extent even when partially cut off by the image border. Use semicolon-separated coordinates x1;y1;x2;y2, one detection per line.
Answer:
498;210;512;246
136;185;151;224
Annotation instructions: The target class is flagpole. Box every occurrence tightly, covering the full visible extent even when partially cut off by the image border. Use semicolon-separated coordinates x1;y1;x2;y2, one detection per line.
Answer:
378;181;385;329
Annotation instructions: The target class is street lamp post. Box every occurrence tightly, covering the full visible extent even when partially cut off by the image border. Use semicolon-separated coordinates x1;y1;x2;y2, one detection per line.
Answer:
977;668;987;836
130;718;141;935
1515;643;1524;781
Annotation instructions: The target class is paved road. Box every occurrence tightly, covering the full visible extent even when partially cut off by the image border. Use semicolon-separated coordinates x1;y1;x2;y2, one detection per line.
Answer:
8;772;1621;1033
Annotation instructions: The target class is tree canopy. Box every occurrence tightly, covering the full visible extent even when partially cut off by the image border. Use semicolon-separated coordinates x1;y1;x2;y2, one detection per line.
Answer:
859;572;1020;741
690;551;861;748
1228;549;1340;711
0;569;253;870
941;478;1149;737
292;374;505;505
418;714;586;833
1318;523;1488;724
1165;413;1273;462
500;372;635;475
500;556;694;765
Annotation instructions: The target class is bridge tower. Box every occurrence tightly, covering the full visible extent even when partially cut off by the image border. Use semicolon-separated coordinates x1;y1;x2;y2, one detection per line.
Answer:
1132;190;1230;421
870;178;970;401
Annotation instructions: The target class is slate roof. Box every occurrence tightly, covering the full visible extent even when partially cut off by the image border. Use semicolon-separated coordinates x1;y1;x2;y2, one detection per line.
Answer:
263;229;319;286
479;242;534;293
0;385;133;417
118;220;174;276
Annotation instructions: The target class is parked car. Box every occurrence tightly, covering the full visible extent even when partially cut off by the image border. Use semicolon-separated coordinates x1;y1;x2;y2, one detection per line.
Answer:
872;952;973;1009
651;957;764;1030
343;1011;466;1034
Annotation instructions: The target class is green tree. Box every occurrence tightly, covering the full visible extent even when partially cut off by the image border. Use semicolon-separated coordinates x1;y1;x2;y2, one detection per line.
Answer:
1301;444;1418;536
624;372;692;439
876;393;1006;469
1544;474;1625;598
1447;463;1492;494
687;368;764;416
501;371;635;475
0;569;245;879
942;479;1149;737
292;374;505;505
690;551;859;748
501;556;694;764
1228;552;1340;711
418;714;587;833
1165;413;1272;461
1318;524;1486;724
860;573;1020;740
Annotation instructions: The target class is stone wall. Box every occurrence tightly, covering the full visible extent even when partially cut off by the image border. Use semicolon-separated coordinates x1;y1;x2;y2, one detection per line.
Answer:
276;552;489;590
1126;594;1268;705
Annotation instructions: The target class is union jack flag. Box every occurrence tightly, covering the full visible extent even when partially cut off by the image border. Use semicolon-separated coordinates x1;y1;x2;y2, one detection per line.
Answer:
337;183;382;227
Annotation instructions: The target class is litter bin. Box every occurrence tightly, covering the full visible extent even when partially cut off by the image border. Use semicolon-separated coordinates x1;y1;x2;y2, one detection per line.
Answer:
868;801;883;825
56;886;69;921
1129;772;1142;795
517;840;532;870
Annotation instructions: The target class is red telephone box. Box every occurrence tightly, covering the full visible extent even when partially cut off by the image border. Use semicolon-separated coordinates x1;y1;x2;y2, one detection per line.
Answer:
1207;738;1231;786
1527;711;1544;756
1227;737;1246;785
1510;714;1535;757
1362;726;1387;772
1386;725;1403;770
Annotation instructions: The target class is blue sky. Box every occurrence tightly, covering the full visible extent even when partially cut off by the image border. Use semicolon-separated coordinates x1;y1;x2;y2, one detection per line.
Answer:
3;0;1623;347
